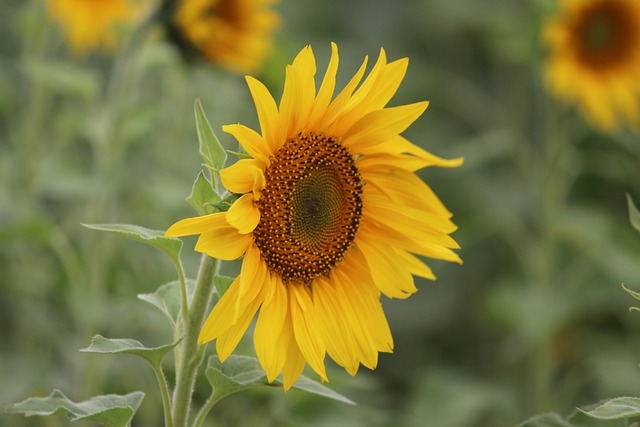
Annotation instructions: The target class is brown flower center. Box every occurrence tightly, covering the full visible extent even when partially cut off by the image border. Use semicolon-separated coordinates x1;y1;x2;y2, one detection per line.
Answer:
253;133;363;285
574;0;635;68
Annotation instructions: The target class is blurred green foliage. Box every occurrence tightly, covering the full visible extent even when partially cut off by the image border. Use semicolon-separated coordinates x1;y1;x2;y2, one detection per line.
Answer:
2;0;640;426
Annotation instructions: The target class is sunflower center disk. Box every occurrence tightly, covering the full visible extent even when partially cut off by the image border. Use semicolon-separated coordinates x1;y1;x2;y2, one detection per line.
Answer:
253;133;363;285
576;2;634;67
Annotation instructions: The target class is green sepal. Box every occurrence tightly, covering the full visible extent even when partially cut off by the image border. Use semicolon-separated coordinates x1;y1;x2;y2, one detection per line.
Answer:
4;389;144;427
186;171;221;215
138;279;197;326
209;192;241;213
627;194;640;233
195;98;227;178
82;223;182;265
80;335;182;368
227;150;252;160
205;355;355;405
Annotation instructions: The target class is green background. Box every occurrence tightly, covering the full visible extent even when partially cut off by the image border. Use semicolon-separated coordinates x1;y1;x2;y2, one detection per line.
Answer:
2;0;640;426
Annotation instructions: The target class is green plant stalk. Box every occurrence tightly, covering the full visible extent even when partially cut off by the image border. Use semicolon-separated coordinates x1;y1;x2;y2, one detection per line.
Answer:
152;362;174;427
172;254;219;427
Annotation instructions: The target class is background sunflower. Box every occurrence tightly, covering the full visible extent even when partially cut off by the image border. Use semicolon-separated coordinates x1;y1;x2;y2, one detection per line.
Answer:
2;0;640;426
543;0;640;131
44;0;149;54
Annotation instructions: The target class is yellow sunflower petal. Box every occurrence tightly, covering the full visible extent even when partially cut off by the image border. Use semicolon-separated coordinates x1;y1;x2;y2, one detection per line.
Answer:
279;45;317;137
198;277;241;344
254;274;289;382
216;284;267;361
339;251;394;353
235;243;266;320
289;285;327;380
246;76;283;153
308;42;340;129
396;250;436;280
323;55;369;128
356;238;417;299
341;102;429;152
313;279;359;374
360;163;453;218
282;333;307;391
220;158;266;195
357;135;464;170
165;212;226;237
195;226;252;260
222;123;272;162
226;194;260;234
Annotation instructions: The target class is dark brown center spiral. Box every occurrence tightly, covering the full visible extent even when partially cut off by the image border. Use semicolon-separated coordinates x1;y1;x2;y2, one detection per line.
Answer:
252;133;363;285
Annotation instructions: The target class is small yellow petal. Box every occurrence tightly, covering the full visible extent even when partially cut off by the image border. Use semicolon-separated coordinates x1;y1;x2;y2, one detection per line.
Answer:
220;159;266;195
226;194;260;234
195;227;252;260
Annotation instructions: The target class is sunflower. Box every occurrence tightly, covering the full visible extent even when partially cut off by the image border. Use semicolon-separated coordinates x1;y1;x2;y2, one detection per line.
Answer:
170;0;280;74
44;0;148;54
166;44;462;389
542;0;640;131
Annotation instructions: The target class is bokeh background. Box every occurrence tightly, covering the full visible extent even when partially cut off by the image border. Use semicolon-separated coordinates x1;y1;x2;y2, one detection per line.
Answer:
2;0;640;426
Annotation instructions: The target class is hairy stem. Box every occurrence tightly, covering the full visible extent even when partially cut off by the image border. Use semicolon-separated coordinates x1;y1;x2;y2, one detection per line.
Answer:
172;254;219;427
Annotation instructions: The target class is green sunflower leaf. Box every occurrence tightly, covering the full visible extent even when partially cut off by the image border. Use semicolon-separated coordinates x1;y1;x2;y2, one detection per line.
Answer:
138;279;196;325
578;397;640;421
627;194;640;233
514;412;575;427
4;389;144;427
187;171;221;215
205;355;355;405
82;223;182;265
80;335;181;368
195;98;227;177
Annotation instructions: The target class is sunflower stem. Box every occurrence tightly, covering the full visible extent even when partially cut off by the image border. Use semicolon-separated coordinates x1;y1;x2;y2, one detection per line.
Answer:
172;254;219;427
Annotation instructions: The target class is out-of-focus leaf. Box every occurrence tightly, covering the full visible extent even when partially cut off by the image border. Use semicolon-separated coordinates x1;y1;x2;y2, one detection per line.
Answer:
195;98;226;175
23;59;99;99
205;355;354;405
80;335;181;368
186;171;220;215
579;397;640;421
627;195;640;233
4;390;144;427
82;223;182;265
138;279;197;325
514;412;575;427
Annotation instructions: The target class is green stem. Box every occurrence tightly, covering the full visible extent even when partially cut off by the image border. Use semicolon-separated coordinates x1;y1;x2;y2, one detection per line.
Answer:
172;254;219;427
152;362;174;427
192;393;222;427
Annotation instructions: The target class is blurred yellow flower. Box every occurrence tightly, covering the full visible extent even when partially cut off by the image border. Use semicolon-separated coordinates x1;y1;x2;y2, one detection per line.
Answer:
543;0;640;131
171;0;280;74
166;44;462;389
45;0;149;54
